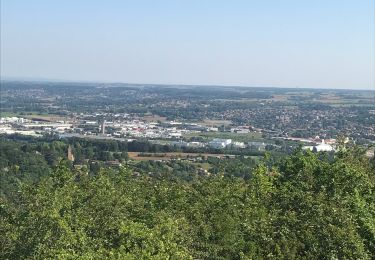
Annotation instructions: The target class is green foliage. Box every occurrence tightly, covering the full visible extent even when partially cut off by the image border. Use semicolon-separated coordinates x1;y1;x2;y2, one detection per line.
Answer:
1;147;374;259
0;139;52;201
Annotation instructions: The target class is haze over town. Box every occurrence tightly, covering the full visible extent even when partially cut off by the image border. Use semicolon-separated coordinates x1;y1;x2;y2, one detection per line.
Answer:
1;0;374;89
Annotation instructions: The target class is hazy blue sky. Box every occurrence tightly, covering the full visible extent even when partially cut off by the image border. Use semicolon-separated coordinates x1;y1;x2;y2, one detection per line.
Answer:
1;0;374;89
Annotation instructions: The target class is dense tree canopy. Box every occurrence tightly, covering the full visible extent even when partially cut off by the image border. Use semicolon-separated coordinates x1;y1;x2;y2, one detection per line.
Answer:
1;147;374;259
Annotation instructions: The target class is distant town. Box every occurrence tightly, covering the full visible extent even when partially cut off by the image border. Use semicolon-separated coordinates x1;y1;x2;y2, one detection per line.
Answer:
1;112;343;152
1;81;374;160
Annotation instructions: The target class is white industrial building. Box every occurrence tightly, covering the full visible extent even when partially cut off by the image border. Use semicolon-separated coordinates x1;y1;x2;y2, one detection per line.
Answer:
208;138;232;149
232;141;246;148
303;140;334;152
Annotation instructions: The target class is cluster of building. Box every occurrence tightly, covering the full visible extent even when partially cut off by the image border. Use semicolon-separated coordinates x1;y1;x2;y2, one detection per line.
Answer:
0;115;276;151
0;116;72;136
103;120;190;139
72;113;264;141
1;114;361;154
171;139;273;151
212;106;375;141
0;115;197;139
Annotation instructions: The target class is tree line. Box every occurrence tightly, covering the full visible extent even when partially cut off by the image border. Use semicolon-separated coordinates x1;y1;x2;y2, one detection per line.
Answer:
1;145;374;259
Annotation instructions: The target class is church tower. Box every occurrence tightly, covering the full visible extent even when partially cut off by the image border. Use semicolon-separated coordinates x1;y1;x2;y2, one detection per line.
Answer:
67;145;75;162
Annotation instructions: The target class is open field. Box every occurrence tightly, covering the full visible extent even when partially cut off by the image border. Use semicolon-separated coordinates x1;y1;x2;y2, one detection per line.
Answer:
271;94;289;101
128;152;235;161
23;114;68;121
0;112;20;117
311;93;375;106
0;111;67;121
184;131;264;142
200;119;232;126
269;92;375;107
140;115;168;122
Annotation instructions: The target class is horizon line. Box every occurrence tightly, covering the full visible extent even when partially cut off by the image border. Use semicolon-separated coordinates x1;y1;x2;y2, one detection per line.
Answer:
1;76;374;91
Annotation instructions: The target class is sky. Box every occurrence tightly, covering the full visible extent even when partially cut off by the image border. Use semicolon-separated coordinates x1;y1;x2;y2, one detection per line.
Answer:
1;0;374;89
